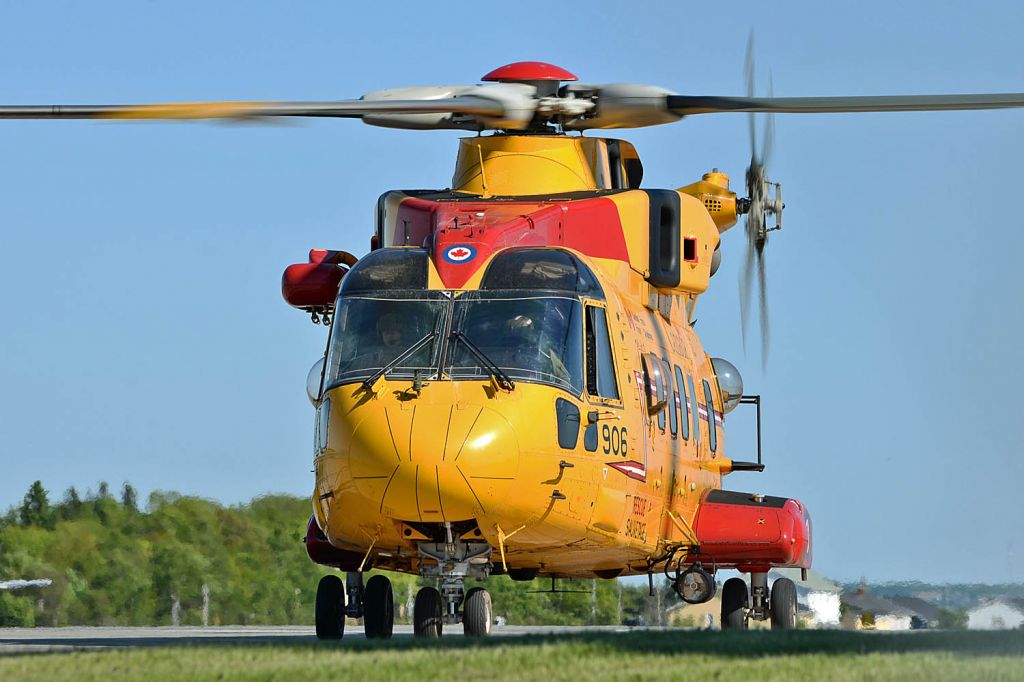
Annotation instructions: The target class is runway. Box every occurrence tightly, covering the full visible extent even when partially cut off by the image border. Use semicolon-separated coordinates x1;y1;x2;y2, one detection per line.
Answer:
0;624;649;654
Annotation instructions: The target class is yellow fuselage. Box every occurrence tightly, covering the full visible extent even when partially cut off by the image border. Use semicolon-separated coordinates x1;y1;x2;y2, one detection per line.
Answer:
312;134;739;578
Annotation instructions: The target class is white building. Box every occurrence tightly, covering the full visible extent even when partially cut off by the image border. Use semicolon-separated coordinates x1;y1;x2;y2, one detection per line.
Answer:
840;586;914;631
967;599;1024;630
769;568;842;628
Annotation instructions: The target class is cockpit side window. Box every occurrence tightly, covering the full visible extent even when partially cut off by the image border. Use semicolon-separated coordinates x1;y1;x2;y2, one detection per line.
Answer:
585;305;619;400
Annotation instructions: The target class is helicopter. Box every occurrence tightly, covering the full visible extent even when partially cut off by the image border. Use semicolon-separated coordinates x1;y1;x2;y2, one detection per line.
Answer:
4;60;1022;638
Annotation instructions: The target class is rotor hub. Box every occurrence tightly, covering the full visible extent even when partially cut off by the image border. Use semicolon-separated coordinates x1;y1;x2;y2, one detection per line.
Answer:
482;62;578;98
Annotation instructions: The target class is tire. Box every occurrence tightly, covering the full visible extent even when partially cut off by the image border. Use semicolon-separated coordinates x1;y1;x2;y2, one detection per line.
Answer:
463;587;492;637
414;586;443;638
315;574;345;640
770;577;798;630
721;577;749;630
363;574;394;639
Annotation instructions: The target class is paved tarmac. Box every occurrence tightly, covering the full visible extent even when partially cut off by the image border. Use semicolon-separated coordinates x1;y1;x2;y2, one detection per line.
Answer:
0;624;651;654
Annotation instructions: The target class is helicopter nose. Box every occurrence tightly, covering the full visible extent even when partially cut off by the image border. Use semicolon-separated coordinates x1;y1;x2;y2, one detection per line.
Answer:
348;403;520;523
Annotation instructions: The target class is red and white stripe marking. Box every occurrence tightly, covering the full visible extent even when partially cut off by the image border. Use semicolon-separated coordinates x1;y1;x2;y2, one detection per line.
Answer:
607;460;647;482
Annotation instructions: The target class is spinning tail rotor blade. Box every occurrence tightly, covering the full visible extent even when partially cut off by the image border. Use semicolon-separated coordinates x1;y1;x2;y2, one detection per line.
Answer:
739;210;757;353
757;249;770;367
740;38;774;367
745;34;756;153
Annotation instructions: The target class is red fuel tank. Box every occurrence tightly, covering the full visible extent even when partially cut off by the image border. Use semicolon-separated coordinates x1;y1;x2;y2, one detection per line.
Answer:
687;489;812;573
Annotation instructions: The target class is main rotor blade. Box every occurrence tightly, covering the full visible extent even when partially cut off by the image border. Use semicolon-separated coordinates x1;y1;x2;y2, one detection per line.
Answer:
667;92;1024;115
0;97;507;120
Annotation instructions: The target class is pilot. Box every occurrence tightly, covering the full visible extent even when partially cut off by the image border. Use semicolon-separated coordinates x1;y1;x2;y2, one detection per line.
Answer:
501;314;569;382
377;312;404;350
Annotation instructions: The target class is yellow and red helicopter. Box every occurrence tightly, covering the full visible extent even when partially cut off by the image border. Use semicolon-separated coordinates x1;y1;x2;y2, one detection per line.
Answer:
5;60;1023;638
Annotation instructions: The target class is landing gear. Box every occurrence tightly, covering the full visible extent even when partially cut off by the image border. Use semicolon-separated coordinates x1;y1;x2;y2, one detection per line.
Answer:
413;521;494;638
363;574;394;639
414;586;443;638
721;577;749;630
315;575;345;640
315;571;394;641
720;573;800;630
770;577;798;630
463;587;492;636
345;571;365;620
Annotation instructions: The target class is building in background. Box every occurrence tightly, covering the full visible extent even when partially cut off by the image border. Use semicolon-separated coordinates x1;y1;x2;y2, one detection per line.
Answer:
967;599;1024;630
770;568;842;628
841;586;913;630
889;596;943;629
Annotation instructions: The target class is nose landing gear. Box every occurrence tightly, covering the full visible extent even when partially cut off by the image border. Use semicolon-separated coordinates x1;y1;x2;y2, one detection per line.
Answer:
414;525;494;638
720;572;798;630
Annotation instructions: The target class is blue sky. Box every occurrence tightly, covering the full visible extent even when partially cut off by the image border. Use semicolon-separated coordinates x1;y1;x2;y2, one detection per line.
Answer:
1;1;1022;584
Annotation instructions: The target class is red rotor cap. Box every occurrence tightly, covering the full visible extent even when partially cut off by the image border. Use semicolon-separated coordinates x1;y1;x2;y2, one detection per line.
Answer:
482;62;578;83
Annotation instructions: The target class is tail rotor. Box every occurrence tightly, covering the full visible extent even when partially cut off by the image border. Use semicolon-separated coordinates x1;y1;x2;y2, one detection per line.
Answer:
739;36;784;367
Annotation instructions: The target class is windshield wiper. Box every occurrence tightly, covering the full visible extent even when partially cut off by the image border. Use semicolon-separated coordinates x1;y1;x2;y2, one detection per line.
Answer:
362;331;437;389
449;331;515;391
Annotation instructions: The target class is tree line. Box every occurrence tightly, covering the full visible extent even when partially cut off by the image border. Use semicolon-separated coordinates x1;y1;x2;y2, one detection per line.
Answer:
0;481;665;627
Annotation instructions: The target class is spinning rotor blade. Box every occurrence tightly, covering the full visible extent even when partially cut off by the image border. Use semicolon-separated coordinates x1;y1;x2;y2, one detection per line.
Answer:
740;38;775;367
667;92;1024;116
0;97;508;121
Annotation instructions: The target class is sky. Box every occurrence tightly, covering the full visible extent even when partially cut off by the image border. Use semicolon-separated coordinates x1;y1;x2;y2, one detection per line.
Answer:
0;1;1022;584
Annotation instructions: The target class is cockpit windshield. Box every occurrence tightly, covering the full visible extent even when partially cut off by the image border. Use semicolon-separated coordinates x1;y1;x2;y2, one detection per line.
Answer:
447;292;584;394
324;290;585;395
325;292;447;387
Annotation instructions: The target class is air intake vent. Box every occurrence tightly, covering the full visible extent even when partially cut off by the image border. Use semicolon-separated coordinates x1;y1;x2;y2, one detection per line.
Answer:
703;197;723;212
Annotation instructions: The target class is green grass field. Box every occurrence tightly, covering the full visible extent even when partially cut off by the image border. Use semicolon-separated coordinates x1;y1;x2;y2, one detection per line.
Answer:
2;630;1022;681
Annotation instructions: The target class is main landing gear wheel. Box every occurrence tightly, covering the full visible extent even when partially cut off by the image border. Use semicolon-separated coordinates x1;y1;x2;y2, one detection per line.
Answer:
463;587;492;637
363;574;394;639
315;574;345;640
721;577;749;630
414;586;443;638
770;577;798;630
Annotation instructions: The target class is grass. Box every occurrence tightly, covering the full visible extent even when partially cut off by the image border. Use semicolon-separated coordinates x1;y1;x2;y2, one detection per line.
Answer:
1;630;1023;681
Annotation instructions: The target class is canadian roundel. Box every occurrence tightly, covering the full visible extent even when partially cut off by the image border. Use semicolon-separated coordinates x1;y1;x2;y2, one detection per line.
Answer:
443;245;477;264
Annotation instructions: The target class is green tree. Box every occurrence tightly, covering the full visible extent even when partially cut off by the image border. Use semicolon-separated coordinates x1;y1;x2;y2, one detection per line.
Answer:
91;482;117;524
121;483;139;513
938;608;968;630
0;592;35;627
59;486;84;520
19;481;54;529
